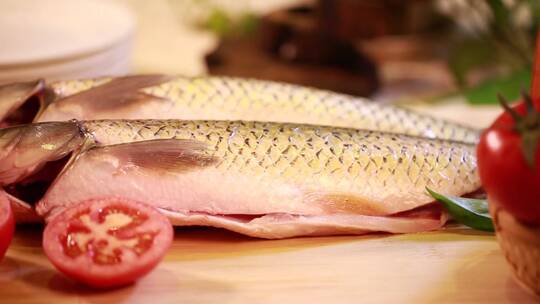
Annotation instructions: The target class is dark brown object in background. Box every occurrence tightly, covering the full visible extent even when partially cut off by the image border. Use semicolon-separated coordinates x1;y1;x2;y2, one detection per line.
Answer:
319;0;438;40
206;36;378;97
205;0;446;98
206;4;379;97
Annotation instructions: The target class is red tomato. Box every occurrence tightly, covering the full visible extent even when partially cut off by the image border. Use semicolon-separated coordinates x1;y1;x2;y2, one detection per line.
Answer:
477;100;540;224
0;191;15;260
43;198;173;288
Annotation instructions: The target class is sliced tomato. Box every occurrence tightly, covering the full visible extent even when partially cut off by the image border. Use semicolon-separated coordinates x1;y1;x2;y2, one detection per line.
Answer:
43;198;173;288
0;191;15;261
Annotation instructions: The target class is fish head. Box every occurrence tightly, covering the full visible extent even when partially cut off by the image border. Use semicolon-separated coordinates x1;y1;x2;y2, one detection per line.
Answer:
0;121;84;186
0;80;54;127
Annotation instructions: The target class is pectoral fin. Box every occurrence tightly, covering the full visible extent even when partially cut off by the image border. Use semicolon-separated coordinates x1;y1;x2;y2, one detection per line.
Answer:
54;74;173;111
87;139;218;173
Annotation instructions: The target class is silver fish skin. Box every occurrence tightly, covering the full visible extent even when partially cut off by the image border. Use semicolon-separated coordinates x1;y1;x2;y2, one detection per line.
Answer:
35;75;480;143
0;119;479;238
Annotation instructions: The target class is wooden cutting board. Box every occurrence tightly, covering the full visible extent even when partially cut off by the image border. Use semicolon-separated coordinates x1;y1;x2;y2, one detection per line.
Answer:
1;225;537;303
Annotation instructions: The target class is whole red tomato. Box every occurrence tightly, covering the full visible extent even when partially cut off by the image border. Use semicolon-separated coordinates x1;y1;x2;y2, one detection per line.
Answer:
477;95;540;224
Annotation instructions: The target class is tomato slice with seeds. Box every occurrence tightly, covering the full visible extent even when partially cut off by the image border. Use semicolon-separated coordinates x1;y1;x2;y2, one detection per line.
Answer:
0;191;15;261
43;198;173;288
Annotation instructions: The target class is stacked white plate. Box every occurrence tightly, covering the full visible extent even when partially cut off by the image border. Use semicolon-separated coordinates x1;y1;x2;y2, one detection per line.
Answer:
0;0;135;84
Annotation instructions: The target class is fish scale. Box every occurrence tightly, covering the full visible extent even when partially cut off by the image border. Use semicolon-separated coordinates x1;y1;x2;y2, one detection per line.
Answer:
47;76;480;143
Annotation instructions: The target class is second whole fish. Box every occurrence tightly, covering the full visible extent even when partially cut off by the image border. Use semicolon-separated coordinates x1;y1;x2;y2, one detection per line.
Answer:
1;75;480;143
0;119;479;238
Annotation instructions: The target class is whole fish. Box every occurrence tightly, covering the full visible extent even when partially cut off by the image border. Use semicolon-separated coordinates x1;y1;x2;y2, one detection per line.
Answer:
0;119;479;238
0;75;480;143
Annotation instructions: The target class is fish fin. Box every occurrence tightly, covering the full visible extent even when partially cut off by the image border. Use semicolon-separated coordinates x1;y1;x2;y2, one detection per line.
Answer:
90;139;218;173
55;74;173;111
305;192;388;216
0;79;46;123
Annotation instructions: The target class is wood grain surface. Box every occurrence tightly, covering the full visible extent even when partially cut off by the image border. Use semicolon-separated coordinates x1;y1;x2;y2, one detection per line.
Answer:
1;225;538;304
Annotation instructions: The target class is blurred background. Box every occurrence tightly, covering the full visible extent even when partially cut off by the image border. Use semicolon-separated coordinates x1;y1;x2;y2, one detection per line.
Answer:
1;0;539;127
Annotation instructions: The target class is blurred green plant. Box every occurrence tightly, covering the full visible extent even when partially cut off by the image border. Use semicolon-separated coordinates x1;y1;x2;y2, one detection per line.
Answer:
440;0;539;104
171;0;259;37
204;9;259;37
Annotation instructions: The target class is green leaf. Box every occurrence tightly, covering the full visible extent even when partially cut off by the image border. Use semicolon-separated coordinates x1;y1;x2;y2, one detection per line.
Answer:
465;69;532;104
426;188;494;232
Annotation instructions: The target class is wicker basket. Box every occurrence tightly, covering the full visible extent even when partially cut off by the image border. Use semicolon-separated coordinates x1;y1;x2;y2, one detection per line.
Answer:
490;203;540;297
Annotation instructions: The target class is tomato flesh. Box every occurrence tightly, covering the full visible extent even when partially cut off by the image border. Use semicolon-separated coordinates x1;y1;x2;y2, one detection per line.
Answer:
43;198;173;288
0;191;15;261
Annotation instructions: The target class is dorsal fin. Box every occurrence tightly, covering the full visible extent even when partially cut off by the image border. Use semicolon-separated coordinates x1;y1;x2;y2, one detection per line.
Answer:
54;74;173;111
87;139;218;173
